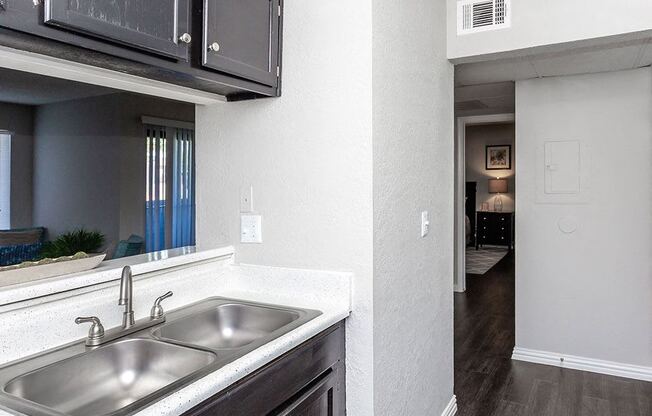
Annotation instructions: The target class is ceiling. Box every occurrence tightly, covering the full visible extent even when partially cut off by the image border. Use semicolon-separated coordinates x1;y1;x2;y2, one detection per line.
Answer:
0;67;117;106
455;35;652;87
455;81;514;117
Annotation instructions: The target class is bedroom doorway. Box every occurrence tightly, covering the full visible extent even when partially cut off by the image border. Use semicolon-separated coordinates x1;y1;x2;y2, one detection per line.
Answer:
454;113;515;291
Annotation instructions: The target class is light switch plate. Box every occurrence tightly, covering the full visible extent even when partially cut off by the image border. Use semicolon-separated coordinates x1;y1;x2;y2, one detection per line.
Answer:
240;185;254;213
421;211;430;237
241;214;262;243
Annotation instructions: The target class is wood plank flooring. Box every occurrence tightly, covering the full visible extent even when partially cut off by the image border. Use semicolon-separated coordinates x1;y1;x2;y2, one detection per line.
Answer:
454;253;651;416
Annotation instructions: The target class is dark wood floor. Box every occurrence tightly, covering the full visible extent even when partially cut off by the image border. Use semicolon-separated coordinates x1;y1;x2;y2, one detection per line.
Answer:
454;253;652;416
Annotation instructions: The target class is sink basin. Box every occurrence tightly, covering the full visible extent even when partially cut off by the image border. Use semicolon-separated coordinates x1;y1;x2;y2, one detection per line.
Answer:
4;339;216;416
153;303;301;349
0;298;320;416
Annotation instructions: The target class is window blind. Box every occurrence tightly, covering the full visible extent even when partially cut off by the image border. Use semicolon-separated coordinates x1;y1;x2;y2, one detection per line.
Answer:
144;124;195;253
145;125;167;253
171;127;195;248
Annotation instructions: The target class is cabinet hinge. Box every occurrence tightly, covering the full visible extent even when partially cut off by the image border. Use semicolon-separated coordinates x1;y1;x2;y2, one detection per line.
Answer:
276;66;280;77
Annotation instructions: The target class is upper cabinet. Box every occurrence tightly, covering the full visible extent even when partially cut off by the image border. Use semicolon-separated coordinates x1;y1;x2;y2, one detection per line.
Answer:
43;0;192;60
0;0;284;100
202;0;280;87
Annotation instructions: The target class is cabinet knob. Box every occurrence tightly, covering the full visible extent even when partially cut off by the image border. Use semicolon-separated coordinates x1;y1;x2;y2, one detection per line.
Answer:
208;42;220;52
179;33;192;44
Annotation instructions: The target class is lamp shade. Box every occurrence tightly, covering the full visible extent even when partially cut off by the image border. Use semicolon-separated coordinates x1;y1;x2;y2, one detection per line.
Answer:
488;178;508;194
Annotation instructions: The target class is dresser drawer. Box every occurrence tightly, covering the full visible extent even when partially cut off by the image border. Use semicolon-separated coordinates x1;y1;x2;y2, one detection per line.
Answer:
476;212;514;248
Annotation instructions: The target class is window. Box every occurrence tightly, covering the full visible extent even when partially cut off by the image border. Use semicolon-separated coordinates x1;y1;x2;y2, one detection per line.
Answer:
0;133;10;230
144;124;195;253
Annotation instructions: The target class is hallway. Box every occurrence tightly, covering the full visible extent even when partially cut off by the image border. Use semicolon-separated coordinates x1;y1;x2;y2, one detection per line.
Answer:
454;254;651;416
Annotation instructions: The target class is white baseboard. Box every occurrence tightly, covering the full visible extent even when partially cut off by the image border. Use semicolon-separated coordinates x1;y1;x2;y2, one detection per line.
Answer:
512;347;652;382
441;395;457;416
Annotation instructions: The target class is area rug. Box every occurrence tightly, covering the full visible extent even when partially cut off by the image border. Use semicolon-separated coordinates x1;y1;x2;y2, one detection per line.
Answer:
466;247;508;275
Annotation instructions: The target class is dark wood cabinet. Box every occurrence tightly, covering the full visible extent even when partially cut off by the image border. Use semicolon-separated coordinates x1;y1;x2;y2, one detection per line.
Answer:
183;321;345;416
274;366;343;416
44;0;191;60
202;0;280;87
476;211;514;250
0;0;284;99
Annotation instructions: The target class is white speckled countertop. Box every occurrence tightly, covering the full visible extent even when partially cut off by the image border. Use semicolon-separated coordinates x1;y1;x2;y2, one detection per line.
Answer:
0;248;352;416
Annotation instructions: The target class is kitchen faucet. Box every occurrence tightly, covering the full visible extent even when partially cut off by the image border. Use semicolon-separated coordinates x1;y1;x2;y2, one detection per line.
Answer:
76;265;173;346
119;266;136;329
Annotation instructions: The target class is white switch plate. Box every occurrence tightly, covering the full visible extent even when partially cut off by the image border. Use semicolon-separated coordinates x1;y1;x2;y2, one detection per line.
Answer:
240;185;254;213
421;211;430;237
241;214;262;243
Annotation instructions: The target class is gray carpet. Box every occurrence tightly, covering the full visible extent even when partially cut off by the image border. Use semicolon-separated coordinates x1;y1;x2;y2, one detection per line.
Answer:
466;247;508;275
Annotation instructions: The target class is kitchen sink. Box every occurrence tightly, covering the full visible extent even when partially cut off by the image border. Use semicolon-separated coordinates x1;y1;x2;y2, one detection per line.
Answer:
153;303;301;349
0;297;321;416
4;339;216;416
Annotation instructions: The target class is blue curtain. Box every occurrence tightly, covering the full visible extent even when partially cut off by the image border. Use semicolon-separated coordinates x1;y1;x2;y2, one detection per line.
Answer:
145;126;167;253
172;128;195;248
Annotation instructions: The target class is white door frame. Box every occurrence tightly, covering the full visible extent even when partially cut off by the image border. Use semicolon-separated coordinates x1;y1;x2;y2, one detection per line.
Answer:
454;113;515;292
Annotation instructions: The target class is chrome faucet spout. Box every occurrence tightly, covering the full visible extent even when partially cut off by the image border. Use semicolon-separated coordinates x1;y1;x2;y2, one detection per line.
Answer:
119;266;135;328
75;266;171;347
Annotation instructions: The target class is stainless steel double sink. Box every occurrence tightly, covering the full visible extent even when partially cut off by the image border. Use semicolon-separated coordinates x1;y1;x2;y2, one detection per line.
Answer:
0;298;321;416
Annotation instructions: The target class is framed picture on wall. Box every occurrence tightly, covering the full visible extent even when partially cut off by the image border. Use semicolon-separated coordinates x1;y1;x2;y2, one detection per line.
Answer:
486;145;511;170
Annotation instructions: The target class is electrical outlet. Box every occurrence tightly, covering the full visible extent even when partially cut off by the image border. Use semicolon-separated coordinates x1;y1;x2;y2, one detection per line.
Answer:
241;214;262;243
421;211;430;237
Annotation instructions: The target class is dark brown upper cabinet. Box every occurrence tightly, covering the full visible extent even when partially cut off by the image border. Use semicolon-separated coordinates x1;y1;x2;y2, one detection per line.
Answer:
0;0;283;99
43;0;191;60
202;0;280;87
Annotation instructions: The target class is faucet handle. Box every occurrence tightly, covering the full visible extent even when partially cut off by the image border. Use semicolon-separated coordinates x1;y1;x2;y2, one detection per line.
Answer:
75;316;105;341
150;291;173;319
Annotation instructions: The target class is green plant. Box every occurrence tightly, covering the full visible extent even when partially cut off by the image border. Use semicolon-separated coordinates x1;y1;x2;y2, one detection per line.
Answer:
40;228;106;259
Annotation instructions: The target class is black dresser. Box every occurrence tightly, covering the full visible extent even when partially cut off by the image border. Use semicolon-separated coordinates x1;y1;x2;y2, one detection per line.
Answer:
476;211;514;250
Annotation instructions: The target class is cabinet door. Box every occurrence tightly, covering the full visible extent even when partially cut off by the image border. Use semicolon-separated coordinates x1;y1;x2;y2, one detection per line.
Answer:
277;367;345;416
43;0;191;60
202;0;279;87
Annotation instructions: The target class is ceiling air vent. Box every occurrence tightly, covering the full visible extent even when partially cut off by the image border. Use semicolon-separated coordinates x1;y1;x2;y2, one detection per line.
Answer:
457;0;511;35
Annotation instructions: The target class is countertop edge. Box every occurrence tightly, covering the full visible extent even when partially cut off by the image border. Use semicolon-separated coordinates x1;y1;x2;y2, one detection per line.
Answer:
134;309;350;416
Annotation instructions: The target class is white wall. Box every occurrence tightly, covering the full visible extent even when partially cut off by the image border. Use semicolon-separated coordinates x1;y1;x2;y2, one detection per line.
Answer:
515;68;652;368
195;2;374;414
372;0;454;414
447;0;652;61
196;2;458;412
466;123;515;212
0;102;34;229
32;94;193;249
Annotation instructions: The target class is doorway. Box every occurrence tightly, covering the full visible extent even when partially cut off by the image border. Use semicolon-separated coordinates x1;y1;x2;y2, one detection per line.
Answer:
454;114;515;291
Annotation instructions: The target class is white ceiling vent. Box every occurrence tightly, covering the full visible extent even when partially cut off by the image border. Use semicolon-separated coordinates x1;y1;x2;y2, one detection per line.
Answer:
457;0;511;35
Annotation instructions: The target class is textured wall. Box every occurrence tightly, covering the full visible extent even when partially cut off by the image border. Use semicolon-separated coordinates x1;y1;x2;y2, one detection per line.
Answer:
516;68;652;367
372;0;455;414
195;2;374;414
447;0;652;60
466;123;515;212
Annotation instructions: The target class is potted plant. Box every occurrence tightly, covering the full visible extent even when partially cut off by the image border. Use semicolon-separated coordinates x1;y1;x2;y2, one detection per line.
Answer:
40;228;106;259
